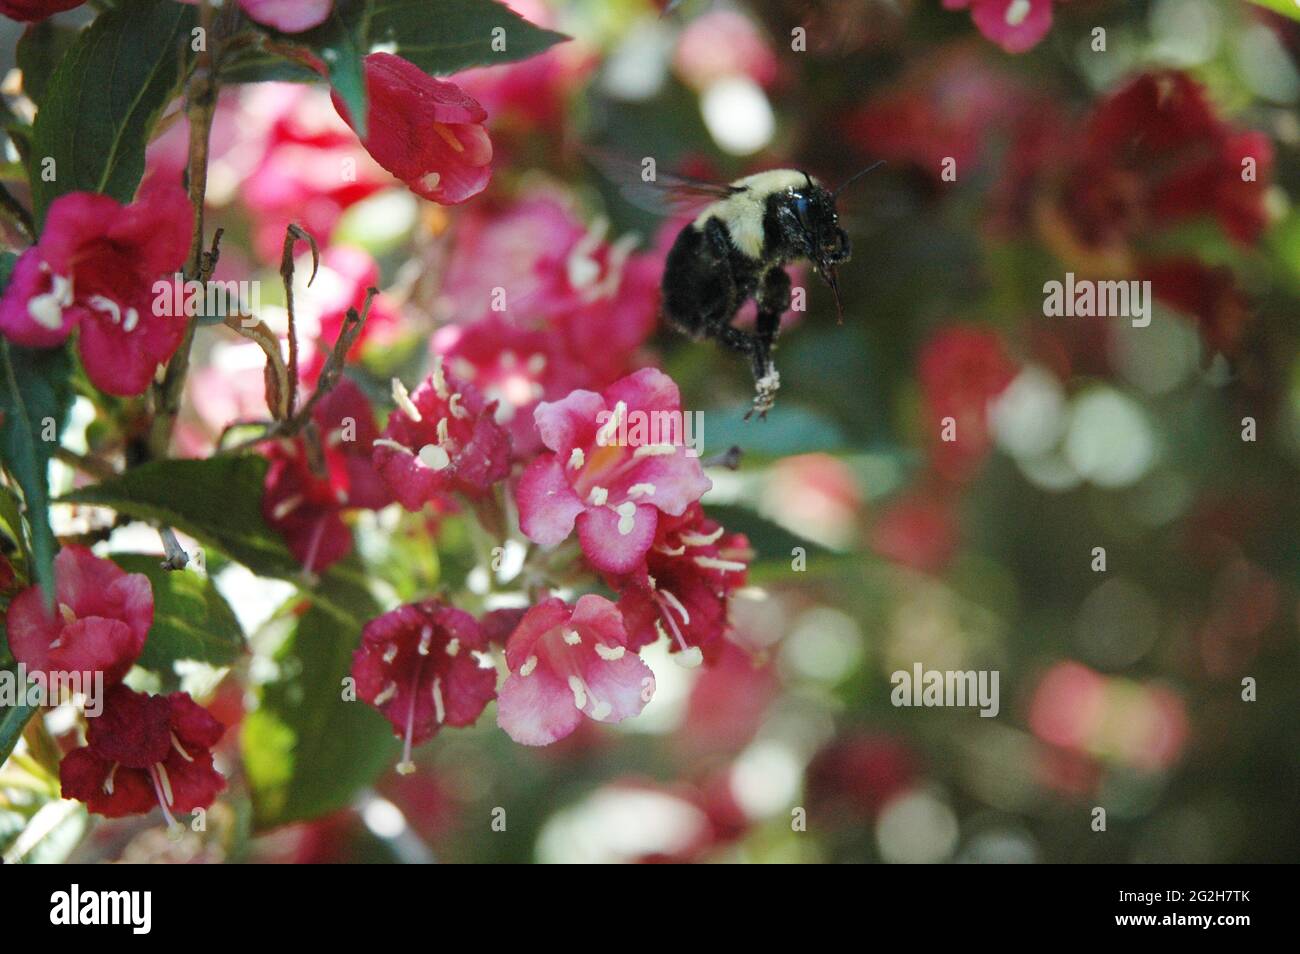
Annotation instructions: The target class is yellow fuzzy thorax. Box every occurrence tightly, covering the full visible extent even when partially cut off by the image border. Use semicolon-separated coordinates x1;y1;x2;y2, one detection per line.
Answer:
693;169;817;259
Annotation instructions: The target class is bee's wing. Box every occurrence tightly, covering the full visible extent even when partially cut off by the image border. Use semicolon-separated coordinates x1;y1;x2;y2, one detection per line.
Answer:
584;149;740;217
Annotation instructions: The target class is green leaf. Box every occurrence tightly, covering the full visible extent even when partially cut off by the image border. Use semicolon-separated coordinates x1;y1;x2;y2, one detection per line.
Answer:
109;555;244;671
59;455;374;621
0;693;37;769
28;0;194;226
368;0;569;75
295;1;371;139
242;602;396;829
1250;0;1300;22
0;340;74;606
15;21;81;109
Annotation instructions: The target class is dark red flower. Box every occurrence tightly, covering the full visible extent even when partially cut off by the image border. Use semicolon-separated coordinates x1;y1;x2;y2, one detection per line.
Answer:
1143;257;1251;357
372;359;512;508
334;52;493;205
613;504;750;667
351;600;497;773
0;0;84;21
60;685;226;823
6;545;152;688
262;378;391;574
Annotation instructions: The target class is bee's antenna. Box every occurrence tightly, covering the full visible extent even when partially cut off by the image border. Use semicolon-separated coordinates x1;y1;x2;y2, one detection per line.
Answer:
832;159;886;199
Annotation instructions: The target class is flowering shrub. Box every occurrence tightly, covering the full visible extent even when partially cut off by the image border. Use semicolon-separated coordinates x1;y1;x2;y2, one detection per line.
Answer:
0;0;1297;867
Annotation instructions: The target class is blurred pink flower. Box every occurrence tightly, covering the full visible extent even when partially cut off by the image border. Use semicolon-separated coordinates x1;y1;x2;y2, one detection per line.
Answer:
674;10;779;90
919;325;1017;482
0;0;82;20
943;0;1058;54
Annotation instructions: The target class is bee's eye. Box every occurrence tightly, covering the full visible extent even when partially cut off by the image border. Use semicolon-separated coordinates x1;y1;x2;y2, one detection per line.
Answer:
793;195;811;226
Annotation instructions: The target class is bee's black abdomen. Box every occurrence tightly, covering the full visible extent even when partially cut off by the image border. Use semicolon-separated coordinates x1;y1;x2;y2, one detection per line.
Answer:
661;223;713;338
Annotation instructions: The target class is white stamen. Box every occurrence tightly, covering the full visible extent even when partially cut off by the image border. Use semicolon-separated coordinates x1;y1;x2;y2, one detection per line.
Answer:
659;589;691;624
445;637;460;657
526;353;547;375
103;762;119;796
419;171;441;193
383;643;398;664
568;674;588;710
374;681;398;705
680;526;725;546
27;273;74;331
417;443;451;470
418;624;432;655
436;417;450;445
87;294;121;324
448;392;469;419
588;486;609;506
58;602;76;625
431;677;445;723
431;356;450;399
373;437;412;454
271;494;304;521
596;401;626;446
568;447;585;470
391;377;422;421
627;483;656;498
519;655;538;677
616;501;637;535
563;628;582;646
170;732;194;762
694;555;747;572
674;646;705;669
123;308;139;333
1006;0;1031;26
654;543;686;557
594;643;626;661
155;762;174;806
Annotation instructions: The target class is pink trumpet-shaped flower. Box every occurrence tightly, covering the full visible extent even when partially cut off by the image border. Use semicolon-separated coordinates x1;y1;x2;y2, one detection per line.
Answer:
497;595;654;746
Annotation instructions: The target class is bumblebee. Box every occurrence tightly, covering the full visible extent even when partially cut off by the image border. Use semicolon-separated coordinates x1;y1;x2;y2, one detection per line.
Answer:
659;165;878;418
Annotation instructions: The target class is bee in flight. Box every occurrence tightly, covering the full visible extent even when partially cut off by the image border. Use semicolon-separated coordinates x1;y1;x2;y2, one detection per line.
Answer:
654;162;882;418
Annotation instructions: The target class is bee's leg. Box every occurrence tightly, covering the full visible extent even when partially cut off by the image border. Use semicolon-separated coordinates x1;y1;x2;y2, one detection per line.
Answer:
743;269;792;419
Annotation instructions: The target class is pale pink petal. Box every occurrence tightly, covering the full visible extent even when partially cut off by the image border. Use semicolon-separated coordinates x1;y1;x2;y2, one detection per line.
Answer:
517;455;585;546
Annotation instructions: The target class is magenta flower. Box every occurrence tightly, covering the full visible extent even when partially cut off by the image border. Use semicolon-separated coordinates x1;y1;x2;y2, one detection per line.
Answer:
262;378;391;575
516;368;711;575
352;600;498;773
60;685;226;823
614;504;750;668
372;359;512;508
496;595;654;746
0;181;191;396
0;0;84;21
334;52;493;205
943;0;1056;55
6;545;153;689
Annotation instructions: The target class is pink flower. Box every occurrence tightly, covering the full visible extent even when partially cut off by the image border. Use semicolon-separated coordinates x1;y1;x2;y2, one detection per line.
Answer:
372;359;512;508
60;685;226;822
262;378;391;574
614;505;750;667
334;52;493;205
433;312;584;458
943;0;1057;54
0;181;192;396
674;9;779;90
516;368;712;575
301;246;401;387
6;545;152;688
352;600;498;773
241;85;390;262
176;0;331;32
0;0;83;20
496;595;654;746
